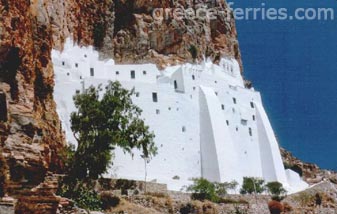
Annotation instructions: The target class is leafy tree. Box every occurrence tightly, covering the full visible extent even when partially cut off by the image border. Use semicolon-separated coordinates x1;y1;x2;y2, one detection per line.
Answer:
266;181;287;201
187;178;230;202
68;81;157;181
227;180;239;194
240;177;265;195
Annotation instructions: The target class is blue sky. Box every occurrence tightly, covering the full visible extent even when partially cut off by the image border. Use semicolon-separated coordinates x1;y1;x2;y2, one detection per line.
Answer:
231;0;337;170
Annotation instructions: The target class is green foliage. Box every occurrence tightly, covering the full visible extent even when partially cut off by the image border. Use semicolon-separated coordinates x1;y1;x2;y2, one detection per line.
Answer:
58;181;102;211
100;192;120;210
114;179;137;195
68;81;157;180
266;181;287;201
240;177;265;195
187;178;230;203
188;45;198;61
180;203;196;214
0;150;8;197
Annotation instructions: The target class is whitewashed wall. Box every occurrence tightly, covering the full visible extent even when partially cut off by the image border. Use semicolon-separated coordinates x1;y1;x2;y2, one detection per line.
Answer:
52;39;308;193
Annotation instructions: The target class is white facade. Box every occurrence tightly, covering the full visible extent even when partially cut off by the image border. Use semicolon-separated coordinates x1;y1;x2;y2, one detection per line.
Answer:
52;39;308;193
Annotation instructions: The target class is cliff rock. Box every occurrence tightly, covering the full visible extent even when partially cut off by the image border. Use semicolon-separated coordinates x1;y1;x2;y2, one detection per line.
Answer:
0;0;242;195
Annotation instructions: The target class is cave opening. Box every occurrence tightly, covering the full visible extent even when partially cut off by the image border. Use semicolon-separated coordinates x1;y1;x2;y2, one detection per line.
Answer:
0;46;21;100
0;92;7;122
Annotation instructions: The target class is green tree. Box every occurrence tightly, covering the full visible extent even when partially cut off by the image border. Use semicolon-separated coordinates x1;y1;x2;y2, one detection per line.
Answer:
68;81;157;180
240;177;265;195
266;181;287;200
187;178;230;202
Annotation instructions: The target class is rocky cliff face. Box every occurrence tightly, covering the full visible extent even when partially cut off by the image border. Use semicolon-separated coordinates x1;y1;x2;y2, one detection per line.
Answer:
0;0;241;194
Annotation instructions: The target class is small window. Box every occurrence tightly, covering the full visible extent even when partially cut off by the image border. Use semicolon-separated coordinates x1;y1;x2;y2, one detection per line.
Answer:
250;102;254;108
221;104;225;110
215;81;217;84
84;54;87;58
241;119;248;126
75;90;80;94
156;109;160;115
249;127;252;136
90;68;94;77
116;71;119;75
233;97;237;104
236;127;239;131
168;107;171;111
182;126;186;132
152;92;158;102
80;76;82;79
232;108;235;113
62;61;65;66
192;75;195;80
193;87;196;91
252;115;255;121
174;80;178;90
136;92;140;97
226;120;229;126
67;73;70;76
143;70;147;75
215;92;218;96
75;63;78;68
131;70;135;79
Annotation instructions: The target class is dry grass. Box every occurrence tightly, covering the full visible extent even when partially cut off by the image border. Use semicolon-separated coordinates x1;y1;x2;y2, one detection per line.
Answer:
106;198;162;214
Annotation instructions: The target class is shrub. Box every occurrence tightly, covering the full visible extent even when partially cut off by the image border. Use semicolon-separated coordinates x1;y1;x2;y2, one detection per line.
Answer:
100;191;120;210
58;180;102;211
187;178;230;203
268;200;283;214
293;192;314;207
240;177;265;195
180;203;196;214
266;181;287;200
114;179;137;195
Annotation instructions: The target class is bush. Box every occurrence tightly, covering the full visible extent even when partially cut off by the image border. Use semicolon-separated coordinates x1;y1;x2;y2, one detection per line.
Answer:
187;178;230;203
266;181;287;200
100;191;120;210
240;177;265;195
268;200;283;214
180;203;196;214
114;179;137;195
58;180;102;211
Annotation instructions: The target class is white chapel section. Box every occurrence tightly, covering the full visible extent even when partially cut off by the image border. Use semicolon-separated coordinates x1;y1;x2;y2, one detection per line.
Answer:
52;39;308;193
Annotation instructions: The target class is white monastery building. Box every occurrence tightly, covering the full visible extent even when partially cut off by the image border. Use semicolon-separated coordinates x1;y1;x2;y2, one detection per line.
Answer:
52;39;308;193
